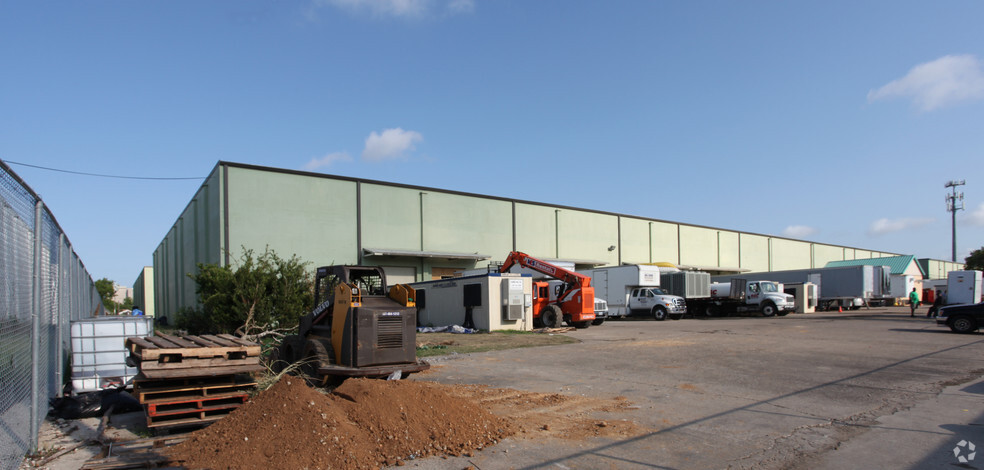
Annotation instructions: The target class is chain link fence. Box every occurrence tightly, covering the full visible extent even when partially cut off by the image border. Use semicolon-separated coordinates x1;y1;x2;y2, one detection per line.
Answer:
0;161;103;470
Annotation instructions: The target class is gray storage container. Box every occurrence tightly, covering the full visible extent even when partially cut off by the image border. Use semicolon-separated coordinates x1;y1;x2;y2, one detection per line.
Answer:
660;271;711;298
70;316;153;394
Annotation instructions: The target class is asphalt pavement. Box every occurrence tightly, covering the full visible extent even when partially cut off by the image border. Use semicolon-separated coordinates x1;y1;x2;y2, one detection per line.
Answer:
405;307;984;470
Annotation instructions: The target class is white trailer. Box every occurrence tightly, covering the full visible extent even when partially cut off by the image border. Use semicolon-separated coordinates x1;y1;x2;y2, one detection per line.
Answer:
890;275;918;300
411;273;534;331
585;265;686;321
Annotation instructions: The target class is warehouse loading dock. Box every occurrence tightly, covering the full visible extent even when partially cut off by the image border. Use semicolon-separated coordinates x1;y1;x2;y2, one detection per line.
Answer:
411;273;534;331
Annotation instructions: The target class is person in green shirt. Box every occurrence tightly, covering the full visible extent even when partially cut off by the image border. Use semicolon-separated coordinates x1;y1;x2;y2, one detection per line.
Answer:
908;288;920;317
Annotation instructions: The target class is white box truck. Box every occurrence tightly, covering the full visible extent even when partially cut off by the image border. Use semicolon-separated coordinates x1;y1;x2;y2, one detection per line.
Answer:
585;265;686;321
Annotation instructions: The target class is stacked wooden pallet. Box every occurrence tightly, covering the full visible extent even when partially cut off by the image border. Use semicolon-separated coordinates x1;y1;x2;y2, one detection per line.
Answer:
125;333;263;429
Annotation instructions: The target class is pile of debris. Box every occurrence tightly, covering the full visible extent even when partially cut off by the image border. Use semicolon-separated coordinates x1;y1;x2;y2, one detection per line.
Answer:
166;377;515;469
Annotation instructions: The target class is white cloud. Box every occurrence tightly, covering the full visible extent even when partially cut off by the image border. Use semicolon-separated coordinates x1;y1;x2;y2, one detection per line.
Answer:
782;225;818;238
867;55;984;111
362;128;423;161
867;217;935;236
316;0;472;18
967;202;984;226
303;152;352;171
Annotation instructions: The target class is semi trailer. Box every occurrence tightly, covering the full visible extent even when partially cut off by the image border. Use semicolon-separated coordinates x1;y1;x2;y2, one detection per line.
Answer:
711;265;891;310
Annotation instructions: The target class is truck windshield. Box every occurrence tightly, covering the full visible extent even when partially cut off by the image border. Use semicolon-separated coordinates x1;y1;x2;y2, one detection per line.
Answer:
761;282;778;293
649;288;667;295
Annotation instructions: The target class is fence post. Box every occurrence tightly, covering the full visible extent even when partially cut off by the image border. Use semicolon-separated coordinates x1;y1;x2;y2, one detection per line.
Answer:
56;234;66;397
30;200;43;453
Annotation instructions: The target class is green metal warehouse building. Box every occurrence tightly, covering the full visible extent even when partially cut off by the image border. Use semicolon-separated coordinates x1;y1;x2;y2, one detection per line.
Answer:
149;161;964;322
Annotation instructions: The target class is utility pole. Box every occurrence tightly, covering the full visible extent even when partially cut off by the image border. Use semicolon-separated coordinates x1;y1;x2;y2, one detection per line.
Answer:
945;180;965;262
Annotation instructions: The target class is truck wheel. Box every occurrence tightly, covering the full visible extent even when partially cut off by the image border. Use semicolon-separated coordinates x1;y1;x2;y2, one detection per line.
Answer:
591;318;605;326
950;316;978;334
652;306;668;321
541;305;563;328
573;321;591;329
761;302;777;317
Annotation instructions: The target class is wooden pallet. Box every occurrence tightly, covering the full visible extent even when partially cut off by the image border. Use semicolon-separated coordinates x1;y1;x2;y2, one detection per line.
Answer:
132;374;257;402
126;333;261;361
145;393;249;417
81;435;188;470
146;405;240;429
126;333;265;379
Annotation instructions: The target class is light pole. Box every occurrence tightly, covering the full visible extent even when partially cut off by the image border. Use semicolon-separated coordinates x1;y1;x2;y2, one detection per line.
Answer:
945;180;965;262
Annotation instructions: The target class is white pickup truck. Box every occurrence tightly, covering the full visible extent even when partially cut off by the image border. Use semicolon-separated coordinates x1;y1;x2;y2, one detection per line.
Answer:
626;286;687;320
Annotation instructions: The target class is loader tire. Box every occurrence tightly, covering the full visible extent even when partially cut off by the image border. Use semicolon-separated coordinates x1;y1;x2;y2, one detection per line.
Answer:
541;305;563;328
301;339;334;382
268;346;283;374
280;335;304;363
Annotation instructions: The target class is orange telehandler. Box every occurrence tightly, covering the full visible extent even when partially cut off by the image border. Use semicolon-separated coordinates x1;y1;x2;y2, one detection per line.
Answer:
499;251;596;329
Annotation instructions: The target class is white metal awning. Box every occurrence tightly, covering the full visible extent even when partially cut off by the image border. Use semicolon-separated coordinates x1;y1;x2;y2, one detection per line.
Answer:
362;248;491;261
677;264;751;273
543;258;610;267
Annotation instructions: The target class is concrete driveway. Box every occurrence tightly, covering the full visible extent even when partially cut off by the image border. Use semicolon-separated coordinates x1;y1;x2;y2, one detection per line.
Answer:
408;307;984;469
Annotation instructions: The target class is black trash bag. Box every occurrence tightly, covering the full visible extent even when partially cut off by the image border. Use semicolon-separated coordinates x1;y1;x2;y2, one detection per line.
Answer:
49;388;142;419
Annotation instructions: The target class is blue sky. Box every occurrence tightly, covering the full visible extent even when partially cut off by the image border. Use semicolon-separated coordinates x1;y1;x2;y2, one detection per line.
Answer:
2;1;983;286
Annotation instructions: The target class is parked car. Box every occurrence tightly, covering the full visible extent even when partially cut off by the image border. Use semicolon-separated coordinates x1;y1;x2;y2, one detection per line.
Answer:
936;302;984;334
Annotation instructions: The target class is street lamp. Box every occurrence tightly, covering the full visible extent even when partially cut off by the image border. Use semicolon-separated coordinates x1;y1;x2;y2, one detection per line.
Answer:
945;180;965;262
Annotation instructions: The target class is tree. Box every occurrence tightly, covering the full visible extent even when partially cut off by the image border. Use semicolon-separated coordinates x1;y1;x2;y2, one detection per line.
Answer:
177;247;313;340
966;247;984;271
94;278;116;311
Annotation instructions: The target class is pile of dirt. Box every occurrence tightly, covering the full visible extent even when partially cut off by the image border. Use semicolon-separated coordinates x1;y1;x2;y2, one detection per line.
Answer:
166;377;514;469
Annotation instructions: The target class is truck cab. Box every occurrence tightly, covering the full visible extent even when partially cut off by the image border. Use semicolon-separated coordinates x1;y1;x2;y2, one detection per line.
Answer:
709;280;795;316
627;287;687;320
746;281;794;315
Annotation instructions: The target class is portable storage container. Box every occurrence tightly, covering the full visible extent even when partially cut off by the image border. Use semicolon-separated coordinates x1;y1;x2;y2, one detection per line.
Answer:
660;271;711;299
410;273;533;331
70;316;153;394
947;270;983;305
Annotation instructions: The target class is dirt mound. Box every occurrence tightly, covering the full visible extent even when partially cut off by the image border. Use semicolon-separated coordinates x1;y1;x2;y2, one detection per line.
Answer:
166;377;514;469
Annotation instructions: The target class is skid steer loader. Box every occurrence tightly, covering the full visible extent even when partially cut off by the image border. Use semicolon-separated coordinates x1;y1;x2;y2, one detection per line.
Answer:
274;265;429;385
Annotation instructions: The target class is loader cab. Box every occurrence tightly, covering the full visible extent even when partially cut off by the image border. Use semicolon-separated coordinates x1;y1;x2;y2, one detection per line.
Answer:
314;265;388;307
531;281;552;314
